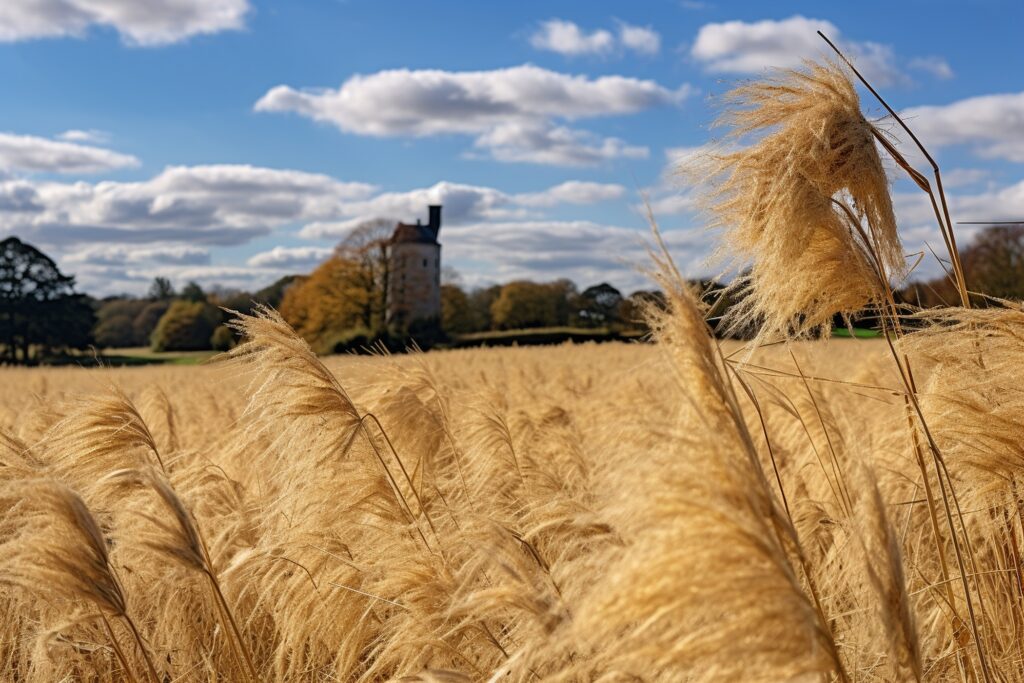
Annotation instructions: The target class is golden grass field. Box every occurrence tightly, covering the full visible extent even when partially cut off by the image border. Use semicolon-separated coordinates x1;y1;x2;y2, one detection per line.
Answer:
4;59;1023;681
0;317;927;682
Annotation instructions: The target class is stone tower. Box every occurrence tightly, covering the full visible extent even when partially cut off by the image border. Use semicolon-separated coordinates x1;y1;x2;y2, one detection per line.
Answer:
387;204;441;327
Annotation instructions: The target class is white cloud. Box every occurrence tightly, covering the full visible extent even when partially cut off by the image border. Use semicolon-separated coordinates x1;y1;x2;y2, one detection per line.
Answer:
445;220;708;291
514;180;626;207
909;56;954;80
529;19;661;57
133;265;273;290
627;145;714;218
691;16;914;86
254;64;690;166
0;168;635;251
617;21;661;55
64;243;210;266
254;65;682;136
66;261;282;296
645;193;697;217
337;182;522;228
529;19;614;56
0;132;138;174
247;246;333;269
0;0;249;46
57;129;110;144
896;179;1024;229
902;92;1024;162
0;164;377;248
298;217;376;241
942;168;990;188
472;121;649;166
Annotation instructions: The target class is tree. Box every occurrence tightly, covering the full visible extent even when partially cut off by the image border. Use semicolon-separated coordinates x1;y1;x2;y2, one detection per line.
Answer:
441;283;477;334
468;285;502;331
0;236;94;364
901;225;1024;307
254;275;300;309
133;300;171;344
961;225;1024;301
148;277;175;300
571;283;623;328
150;300;221;352
490;280;576;330
279;256;369;353
180;281;206;303
336;218;394;330
94;298;148;347
93;313;136;348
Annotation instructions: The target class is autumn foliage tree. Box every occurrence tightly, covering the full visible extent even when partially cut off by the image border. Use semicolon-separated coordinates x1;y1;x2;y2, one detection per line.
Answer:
150;300;221;351
490;279;575;330
336;218;393;330
279;256;370;353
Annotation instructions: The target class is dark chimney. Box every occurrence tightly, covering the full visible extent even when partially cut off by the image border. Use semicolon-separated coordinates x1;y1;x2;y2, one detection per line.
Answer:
428;205;442;238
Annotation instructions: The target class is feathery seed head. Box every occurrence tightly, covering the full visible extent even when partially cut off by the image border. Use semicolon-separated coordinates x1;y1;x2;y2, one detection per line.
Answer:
689;60;903;341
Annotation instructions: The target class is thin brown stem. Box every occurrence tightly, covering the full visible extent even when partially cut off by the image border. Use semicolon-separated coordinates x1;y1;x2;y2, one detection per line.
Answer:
120;613;160;683
204;569;258;682
99;611;139;683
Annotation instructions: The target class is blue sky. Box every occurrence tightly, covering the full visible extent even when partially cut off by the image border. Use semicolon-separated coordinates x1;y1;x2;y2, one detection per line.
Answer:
1;0;1022;296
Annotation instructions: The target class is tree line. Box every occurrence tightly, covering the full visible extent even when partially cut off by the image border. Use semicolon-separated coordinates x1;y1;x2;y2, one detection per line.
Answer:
5;223;1024;364
92;276;294;352
898;224;1024;307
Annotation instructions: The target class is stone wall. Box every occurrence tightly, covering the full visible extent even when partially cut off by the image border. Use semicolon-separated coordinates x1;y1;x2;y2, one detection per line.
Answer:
387;241;441;325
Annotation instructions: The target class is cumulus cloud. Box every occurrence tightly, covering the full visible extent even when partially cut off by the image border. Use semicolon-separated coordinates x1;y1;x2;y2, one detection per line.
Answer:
254;65;682;136
0;132;139;174
902;92;1024;162
247;246;333;269
616;21;661;55
0;164;377;248
0;0;249;46
0;181;44;212
255;64;690;166
298;217;377;241
529;19;614;56
514;180;626;207
445;220;708;291
529;19;661;56
64;244;211;266
472;121;648;166
690;16;936;87
66;262;283;297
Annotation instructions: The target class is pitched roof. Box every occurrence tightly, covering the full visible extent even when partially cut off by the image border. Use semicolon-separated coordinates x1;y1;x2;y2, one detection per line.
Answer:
391;222;439;245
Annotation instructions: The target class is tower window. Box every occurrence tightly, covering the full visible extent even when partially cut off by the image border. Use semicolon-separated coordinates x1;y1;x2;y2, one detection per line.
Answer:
422;258;427;267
